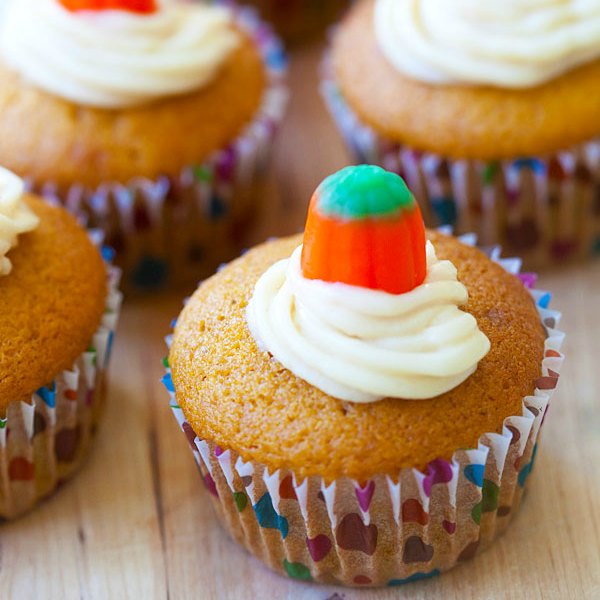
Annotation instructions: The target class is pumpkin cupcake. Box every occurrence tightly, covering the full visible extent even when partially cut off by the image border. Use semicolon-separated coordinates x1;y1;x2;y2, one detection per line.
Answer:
0;167;121;519
218;0;349;44
322;0;600;268
0;0;287;291
164;166;564;586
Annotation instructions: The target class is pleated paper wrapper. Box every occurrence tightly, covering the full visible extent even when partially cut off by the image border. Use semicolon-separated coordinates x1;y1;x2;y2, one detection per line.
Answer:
321;66;600;270
34;6;288;293
0;240;122;520
162;235;564;587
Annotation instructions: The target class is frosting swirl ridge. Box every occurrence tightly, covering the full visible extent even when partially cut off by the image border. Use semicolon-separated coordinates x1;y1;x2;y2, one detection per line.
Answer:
374;0;600;88
0;0;240;108
247;241;490;403
0;167;39;277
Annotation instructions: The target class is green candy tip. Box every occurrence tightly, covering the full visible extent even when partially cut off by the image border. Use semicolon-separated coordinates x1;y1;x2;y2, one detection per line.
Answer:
315;165;415;220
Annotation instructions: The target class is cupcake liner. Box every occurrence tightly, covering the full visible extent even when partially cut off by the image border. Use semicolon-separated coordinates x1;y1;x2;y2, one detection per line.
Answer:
217;0;350;44
162;234;564;587
0;239;122;520
33;6;288;293
321;67;600;269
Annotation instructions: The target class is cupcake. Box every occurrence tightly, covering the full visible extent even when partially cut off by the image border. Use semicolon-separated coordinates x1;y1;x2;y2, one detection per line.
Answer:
218;0;349;44
0;0;287;291
322;0;600;268
164;166;564;586
0;167;121;519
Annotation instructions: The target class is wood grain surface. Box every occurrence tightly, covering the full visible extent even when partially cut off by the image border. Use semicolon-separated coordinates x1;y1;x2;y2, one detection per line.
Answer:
1;43;599;600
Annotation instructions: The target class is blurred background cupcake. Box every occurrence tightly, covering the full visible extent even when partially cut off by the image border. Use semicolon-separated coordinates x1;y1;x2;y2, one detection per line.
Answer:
218;0;350;45
0;166;121;519
0;0;287;292
165;167;564;586
322;0;600;268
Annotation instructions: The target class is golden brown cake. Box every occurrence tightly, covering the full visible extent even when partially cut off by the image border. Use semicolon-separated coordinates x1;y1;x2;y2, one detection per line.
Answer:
0;31;265;190
171;231;545;482
332;0;600;160
243;0;349;44
0;195;107;415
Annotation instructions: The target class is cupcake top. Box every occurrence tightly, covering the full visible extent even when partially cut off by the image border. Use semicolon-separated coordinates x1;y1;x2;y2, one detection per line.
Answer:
170;167;545;480
0;0;267;187
0;0;240;108
247;166;490;402
0;167;39;276
333;0;600;159
375;0;600;88
0;169;107;414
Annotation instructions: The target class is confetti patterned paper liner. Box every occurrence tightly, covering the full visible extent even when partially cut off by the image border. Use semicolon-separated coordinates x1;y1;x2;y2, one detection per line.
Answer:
0;241;122;520
321;66;600;270
162;235;564;587
34;6;288;293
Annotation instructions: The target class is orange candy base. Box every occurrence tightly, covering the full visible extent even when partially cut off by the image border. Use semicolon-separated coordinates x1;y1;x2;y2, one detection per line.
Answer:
301;195;427;295
59;0;157;13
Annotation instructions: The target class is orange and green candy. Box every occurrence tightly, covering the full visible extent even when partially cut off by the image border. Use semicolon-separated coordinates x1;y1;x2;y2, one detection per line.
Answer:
59;0;157;13
301;165;427;295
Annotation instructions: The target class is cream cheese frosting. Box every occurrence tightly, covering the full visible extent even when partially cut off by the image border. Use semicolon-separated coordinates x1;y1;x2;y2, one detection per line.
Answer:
247;241;491;403
0;0;241;108
0;167;39;277
374;0;600;88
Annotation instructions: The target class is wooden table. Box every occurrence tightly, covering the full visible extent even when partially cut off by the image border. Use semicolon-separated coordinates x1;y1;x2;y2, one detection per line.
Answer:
2;43;599;600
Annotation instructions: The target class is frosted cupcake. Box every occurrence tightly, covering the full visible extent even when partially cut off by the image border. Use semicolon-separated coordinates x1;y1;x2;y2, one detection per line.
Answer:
0;167;121;519
0;0;287;291
164;166;564;586
323;0;600;268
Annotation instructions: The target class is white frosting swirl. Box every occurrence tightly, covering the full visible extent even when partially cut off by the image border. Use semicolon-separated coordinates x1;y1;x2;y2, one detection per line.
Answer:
0;0;240;108
247;242;490;403
0;167;39;277
374;0;600;88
